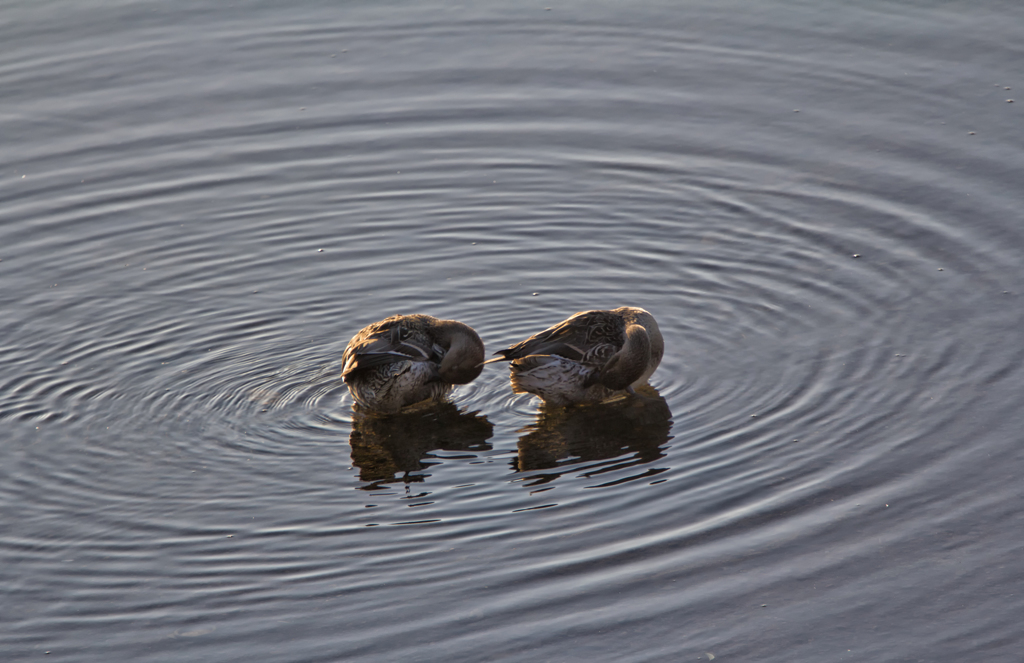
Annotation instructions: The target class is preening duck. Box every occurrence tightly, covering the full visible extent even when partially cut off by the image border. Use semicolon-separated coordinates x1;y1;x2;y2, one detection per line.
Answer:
488;307;664;407
341;314;485;413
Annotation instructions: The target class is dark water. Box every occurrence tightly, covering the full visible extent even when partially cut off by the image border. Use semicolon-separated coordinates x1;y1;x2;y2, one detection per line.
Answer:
3;1;1023;661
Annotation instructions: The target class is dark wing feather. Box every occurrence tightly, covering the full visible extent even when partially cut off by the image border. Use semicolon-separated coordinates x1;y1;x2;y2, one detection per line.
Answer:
342;318;436;379
494;310;625;363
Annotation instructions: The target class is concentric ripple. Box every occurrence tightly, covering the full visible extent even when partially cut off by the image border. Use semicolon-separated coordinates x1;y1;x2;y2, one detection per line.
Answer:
2;2;1023;662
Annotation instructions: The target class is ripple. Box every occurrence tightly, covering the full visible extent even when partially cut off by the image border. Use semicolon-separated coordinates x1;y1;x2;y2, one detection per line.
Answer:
2;3;1024;662
1;3;1016;501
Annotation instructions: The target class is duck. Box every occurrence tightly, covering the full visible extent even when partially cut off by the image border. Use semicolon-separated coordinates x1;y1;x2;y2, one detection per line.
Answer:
341;314;485;414
487;307;664;407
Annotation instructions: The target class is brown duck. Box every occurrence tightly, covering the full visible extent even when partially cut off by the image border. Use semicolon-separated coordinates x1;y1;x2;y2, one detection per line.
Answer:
341;314;485;413
488;307;664;406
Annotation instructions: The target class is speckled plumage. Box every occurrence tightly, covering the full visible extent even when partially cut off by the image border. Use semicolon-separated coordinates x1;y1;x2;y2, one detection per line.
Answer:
489;307;664;406
342;314;485;413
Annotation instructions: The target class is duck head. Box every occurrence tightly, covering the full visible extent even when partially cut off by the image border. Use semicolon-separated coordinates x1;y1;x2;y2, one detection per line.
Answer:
436;321;486;384
584;323;652;391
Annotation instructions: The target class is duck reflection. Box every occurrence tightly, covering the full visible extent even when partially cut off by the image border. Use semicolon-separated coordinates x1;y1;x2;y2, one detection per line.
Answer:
515;385;673;486
348;402;493;489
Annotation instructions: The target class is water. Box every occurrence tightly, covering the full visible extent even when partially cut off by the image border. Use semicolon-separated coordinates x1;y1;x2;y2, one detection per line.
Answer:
3;1;1023;661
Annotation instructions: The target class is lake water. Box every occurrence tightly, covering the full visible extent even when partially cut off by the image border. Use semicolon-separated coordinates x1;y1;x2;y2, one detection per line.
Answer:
3;1;1023;661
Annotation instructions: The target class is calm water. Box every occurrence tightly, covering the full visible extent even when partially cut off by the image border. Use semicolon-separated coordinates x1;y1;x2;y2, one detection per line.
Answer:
3;1;1023;661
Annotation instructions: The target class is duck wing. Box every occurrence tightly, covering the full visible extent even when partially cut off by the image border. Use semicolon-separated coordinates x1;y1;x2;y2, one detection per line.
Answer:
342;317;440;379
494;310;626;363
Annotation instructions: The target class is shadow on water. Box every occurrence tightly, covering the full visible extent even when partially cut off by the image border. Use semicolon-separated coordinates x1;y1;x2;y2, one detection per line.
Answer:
514;385;673;488
348;402;494;490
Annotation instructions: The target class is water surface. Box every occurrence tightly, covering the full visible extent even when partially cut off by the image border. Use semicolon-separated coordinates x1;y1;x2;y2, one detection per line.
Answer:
2;1;1023;661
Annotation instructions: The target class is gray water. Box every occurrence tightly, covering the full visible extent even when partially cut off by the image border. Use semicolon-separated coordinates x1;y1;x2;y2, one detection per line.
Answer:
3;1;1023;661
